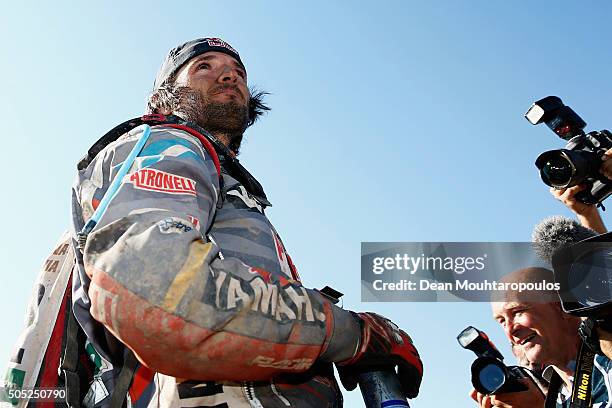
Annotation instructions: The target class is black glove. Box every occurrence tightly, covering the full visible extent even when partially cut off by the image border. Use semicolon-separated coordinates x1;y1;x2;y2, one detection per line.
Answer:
336;312;423;399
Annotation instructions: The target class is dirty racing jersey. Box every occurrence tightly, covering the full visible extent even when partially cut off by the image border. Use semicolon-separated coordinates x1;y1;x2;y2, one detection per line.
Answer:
70;125;361;407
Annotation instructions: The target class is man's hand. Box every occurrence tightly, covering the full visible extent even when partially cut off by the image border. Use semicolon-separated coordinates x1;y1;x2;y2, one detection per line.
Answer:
469;377;545;408
550;185;596;216
600;147;612;180
550;185;607;233
336;312;423;398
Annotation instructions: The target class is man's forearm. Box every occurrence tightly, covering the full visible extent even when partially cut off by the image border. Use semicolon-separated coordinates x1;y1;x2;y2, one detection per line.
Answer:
577;207;607;234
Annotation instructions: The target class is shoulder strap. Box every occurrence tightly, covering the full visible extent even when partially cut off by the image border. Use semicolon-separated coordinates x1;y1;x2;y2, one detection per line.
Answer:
569;341;595;408
77;114;271;206
59;298;82;408
109;352;139;408
545;370;563;408
61;296;139;408
77;114;221;179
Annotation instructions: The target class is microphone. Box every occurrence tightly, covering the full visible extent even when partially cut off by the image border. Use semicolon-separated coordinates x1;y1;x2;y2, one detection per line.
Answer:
531;215;598;263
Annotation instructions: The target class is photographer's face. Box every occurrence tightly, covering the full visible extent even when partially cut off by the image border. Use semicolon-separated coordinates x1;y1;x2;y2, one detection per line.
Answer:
492;301;576;367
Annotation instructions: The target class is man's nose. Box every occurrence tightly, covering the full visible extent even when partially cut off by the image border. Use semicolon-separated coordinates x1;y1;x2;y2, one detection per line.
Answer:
219;66;239;83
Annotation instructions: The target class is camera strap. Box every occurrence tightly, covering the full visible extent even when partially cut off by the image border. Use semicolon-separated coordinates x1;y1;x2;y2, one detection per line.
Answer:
544;370;562;408
569;340;596;408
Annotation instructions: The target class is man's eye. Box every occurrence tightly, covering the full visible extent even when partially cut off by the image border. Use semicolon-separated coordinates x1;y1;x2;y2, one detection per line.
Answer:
198;63;210;70
237;70;246;79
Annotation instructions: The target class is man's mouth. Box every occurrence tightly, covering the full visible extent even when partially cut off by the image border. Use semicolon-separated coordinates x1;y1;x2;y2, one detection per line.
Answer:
220;89;238;96
517;333;537;346
212;87;243;100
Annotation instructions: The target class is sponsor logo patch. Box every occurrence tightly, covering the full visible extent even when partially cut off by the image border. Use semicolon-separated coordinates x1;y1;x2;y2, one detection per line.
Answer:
157;217;194;234
206;38;239;55
127;169;196;196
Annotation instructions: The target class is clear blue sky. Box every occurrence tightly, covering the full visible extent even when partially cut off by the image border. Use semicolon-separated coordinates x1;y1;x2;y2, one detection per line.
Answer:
1;1;612;406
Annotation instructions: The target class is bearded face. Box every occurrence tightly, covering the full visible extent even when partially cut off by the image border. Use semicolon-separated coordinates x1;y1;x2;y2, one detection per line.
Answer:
147;52;269;154
161;52;252;154
173;84;249;153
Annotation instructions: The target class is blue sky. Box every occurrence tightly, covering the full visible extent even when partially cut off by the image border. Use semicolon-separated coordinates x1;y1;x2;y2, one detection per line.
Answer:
1;1;612;406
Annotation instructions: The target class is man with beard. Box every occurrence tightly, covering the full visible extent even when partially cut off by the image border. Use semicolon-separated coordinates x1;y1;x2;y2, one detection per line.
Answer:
470;267;609;408
69;38;423;407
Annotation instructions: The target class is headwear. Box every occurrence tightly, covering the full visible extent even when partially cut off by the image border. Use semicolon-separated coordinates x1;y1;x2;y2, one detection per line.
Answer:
153;37;244;90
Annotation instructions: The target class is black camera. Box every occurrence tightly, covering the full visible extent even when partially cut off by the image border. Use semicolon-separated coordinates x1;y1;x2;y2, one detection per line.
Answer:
526;96;612;205
458;326;528;395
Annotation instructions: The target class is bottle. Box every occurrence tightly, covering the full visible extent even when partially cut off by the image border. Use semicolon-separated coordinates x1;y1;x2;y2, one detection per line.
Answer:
357;370;410;408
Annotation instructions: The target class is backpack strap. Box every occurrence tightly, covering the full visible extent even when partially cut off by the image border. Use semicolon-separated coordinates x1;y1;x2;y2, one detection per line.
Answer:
77;114;221;180
60;286;139;408
109;352;139;408
59;298;82;408
76;114;271;207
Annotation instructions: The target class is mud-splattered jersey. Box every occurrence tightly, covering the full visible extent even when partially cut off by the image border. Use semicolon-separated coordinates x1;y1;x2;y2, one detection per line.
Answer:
70;125;360;408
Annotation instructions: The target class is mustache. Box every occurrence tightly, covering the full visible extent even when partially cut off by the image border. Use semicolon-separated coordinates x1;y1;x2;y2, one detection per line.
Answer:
209;84;246;101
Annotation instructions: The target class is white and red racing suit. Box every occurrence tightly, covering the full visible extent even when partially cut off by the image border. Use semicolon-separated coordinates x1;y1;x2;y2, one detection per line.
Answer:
70;125;361;407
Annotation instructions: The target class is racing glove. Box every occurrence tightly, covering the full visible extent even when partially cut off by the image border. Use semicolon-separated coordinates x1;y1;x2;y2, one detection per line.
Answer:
335;312;423;398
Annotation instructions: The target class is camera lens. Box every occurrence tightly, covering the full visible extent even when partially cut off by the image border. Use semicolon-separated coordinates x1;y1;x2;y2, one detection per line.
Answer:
478;363;506;394
541;155;574;188
536;149;599;189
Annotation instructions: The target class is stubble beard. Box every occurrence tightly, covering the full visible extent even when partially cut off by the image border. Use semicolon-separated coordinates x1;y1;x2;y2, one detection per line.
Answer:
174;86;249;154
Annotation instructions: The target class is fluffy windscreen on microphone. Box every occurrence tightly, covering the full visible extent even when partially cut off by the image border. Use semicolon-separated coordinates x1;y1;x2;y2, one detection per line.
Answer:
532;215;599;263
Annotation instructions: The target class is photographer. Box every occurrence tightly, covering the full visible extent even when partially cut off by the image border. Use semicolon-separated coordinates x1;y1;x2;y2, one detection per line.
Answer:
470;268;609;408
549;230;612;407
530;97;612;235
